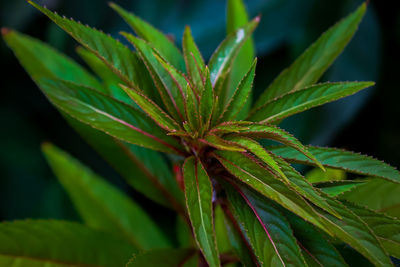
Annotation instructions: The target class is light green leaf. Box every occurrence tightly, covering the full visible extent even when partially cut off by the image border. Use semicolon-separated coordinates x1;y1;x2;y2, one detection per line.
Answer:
122;33;185;121
343;201;400;259
317;180;365;197
215;205;233;254
221;58;257;121
39;79;184;154
317;196;393;266
306;167;347;183
208;17;259;87
235;123;324;170
202;134;246;152
109;2;185;72
213;150;331;234
126;249;196;267
253;3;367;109
284;211;348;267
183;157;220;267
121;84;181;132
42;143;171;249
3;29;101;90
226;0;255;120
0;220;136;267
250;82;374;123
28;1;153;92
341;178;400;218
269;146;400;184
223;182;306;267
3;28;183;209
182;26;206;93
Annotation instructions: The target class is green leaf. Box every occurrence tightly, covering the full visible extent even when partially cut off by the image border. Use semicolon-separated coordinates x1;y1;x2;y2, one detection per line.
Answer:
269;146;400;184
3;28;183;209
225;136;288;182
253;3;367;109
317;196;393;266
39;79;184;155
213;150;331;234
0;220;136;267
271;155;341;219
226;0;255;120
2;29;101;91
306;167;347;183
199;68;215;129
223;182;307;267
182;26;206;93
184;83;200;134
201;134;246;152
249;82;374;123
122;33;185;121
183;157;220;267
221;58;257;121
208;17;259;87
235;123;324;170
126;249;196;267
317;180;365;197
343;201;400;259
109;2;185;72
28;1;153;93
76;46;138;106
215;204;233;254
42;143;171;249
340;178;400;218
283;211;348;267
121;84;181;132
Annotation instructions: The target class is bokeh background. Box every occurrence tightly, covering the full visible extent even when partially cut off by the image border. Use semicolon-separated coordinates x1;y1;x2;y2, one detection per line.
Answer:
0;0;399;231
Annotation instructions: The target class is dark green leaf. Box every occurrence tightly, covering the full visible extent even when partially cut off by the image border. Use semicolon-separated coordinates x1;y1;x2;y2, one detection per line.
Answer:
253;3;367;108
249;82;374;123
183;157;220;267
199;68;215;129
202;134;246;152
221;58;257;121
184;83;200;135
317;180;365;197
223;182;307;267
0;220;136;267
269;146;400;184
213;151;331;234
126;249;196;267
42;143;171;249
109;2;185;72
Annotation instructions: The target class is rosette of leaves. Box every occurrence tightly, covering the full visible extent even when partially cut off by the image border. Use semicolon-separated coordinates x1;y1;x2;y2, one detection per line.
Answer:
2;0;400;266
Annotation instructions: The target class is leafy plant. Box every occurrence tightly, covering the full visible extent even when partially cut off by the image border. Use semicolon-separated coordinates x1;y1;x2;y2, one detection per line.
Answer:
2;0;399;266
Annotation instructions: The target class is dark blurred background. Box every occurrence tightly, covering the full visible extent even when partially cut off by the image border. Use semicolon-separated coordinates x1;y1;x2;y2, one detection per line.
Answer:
0;0;399;223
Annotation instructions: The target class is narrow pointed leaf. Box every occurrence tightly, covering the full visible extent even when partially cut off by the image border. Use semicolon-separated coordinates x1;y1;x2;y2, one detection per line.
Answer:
253;3;367;108
109;2;185;72
208;17;259;87
340;178;400;218
121;84;181;132
183;157;220;267
183;26;206;92
269;146;400;184
3;29;184;209
185;83;200;133
223;182;307;267
0;220;137;267
43;144;171;249
39;79;184;154
122;33;185;121
226;0;255;119
199;68;215;128
201;134;246;152
28;1;154;93
250;82;374;123
215;205;233;254
213;150;331;234
317;196;393;266
272;155;341;219
317;180;366;197
343;201;400;259
235;123;324;170
126;249;196;267
283;211;348;267
221;58;257;121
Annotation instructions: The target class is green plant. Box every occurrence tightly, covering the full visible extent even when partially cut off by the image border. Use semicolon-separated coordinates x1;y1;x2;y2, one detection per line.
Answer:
2;0;400;266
